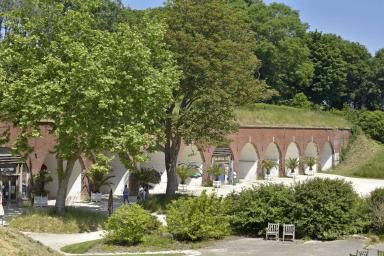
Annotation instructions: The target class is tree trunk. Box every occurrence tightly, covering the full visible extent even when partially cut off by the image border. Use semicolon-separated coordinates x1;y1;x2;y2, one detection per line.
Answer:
165;119;181;196
55;157;76;213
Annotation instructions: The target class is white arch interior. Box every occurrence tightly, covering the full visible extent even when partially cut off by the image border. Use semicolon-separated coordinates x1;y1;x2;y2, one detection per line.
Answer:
321;142;333;171
140;151;166;193
285;143;300;176
304;142;318;174
101;153;129;195
178;145;204;186
44;153;82;205
239;143;258;180
264;143;280;177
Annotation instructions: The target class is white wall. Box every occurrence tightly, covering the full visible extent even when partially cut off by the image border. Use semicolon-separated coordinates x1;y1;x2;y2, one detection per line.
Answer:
101;154;129;195
285;143;300;176
140;151;166;193
321;142;333;171
178;145;203;186
239;143;258;180
264;143;280;177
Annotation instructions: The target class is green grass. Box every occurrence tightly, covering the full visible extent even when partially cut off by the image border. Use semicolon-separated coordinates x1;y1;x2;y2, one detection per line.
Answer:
139;194;192;213
61;233;215;254
9;206;107;233
0;228;61;256
235;104;351;128
331;134;384;178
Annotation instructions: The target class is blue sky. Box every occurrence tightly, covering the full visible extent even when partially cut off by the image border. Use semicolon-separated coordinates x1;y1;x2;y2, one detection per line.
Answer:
122;0;383;55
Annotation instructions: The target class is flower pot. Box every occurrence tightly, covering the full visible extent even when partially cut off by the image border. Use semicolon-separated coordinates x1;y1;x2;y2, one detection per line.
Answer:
91;192;102;202
213;180;221;188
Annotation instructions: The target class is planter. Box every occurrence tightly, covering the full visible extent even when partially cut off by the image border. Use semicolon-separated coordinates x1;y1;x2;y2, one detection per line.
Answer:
91;192;102;202
286;171;296;178
34;196;48;207
213;180;221;188
178;183;187;192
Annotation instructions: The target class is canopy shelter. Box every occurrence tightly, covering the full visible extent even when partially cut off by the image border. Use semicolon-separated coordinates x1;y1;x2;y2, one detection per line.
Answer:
212;147;234;184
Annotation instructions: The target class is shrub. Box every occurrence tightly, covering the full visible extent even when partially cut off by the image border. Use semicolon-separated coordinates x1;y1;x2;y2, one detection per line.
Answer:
224;184;295;236
358;110;384;143
293;178;362;240
368;188;384;233
166;191;230;241
103;204;160;245
131;168;161;187
290;93;311;109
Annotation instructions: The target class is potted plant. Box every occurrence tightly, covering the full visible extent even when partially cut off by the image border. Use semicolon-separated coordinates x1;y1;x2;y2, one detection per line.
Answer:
261;160;278;180
86;165;114;202
285;158;299;177
33;168;52;206
176;166;194;191
131;168;161;199
304;157;316;175
206;164;225;188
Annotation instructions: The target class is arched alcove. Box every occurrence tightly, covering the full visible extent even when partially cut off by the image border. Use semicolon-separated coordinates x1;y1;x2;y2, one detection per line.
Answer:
304;142;318;174
211;146;233;184
100;154;129;195
285;142;300;176
140;151;166;192
178;145;204;186
321;142;333;171
43;153;82;204
264;143;280;177
239;143;258;180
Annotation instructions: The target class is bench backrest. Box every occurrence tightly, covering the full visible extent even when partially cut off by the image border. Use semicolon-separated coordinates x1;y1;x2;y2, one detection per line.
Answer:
357;250;368;256
267;223;279;233
283;224;295;234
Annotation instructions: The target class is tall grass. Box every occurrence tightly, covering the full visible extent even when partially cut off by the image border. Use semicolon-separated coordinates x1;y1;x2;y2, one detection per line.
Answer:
235;104;351;128
10;207;107;233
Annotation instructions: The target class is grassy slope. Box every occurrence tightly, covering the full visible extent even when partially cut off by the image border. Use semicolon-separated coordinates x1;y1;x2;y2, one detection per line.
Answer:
0;228;60;256
235;104;351;128
331;134;384;179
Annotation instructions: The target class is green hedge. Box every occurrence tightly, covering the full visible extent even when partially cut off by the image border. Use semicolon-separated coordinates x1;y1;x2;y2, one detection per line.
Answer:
166;191;230;241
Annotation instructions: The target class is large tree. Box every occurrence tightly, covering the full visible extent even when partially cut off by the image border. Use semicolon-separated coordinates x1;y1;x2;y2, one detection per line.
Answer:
161;0;271;195
0;0;178;212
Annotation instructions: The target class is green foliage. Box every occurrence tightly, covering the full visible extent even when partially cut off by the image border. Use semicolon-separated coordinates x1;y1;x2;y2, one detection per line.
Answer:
104;204;160;245
224;184;294;236
139;194;191;214
358;111;384;143
289;93;312;109
261;159;278;175
285;158;299;173
131;168;161;187
86;154;114;193
293;178;363;240
32;169;53;196
368;188;384;233
166;192;230;241
176;166;194;184
205;164;225;181
304;157;316;170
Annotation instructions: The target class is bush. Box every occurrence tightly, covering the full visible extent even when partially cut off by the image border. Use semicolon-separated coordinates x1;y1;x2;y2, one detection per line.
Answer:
224;184;295;236
103;204;160;245
289;93;312;109
368;188;384;233
358;110;384;143
293;178;362;240
166;191;230;241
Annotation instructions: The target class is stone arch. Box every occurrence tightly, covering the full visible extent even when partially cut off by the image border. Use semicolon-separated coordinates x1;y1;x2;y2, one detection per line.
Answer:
285;142;300;175
239;143;259;180
264;142;281;177
178;144;204;186
140;151;166;192
304;142;318;174
43;153;83;204
321;142;334;171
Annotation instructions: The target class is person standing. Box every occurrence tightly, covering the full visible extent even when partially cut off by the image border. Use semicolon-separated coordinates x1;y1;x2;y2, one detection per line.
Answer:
122;185;129;204
0;192;4;226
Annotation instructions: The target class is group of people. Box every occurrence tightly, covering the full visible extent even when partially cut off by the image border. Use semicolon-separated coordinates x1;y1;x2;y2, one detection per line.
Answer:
122;184;149;204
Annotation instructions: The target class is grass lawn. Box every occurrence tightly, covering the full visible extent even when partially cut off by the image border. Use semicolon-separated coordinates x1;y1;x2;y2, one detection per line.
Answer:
61;233;216;254
235;104;351;128
331;134;384;179
9;206;107;233
0;228;61;256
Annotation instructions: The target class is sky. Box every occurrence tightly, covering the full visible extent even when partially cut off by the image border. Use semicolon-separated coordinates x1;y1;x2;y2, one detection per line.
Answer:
122;0;383;55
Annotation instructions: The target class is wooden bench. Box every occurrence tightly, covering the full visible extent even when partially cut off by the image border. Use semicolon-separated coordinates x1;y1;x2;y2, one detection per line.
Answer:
349;249;369;256
282;224;295;241
265;223;279;241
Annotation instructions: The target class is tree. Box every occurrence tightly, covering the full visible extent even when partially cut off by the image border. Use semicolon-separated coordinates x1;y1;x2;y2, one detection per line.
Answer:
235;1;313;101
0;0;178;212
371;49;384;110
176;166;194;185
161;0;271;195
285;157;299;174
261;160;278;176
206;164;226;181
